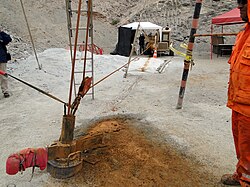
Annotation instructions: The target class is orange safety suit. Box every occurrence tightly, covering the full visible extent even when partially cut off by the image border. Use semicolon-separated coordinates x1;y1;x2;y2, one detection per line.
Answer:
227;1;250;184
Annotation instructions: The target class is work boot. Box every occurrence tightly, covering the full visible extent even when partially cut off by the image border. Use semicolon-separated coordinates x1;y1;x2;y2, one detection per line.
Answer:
221;173;240;186
4;92;10;98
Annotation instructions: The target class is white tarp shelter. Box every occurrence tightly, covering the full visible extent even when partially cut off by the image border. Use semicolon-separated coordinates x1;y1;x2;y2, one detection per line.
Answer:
122;22;163;30
111;22;163;57
122;22;163;41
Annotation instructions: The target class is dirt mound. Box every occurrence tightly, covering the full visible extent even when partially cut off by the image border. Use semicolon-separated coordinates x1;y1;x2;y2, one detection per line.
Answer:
45;116;221;186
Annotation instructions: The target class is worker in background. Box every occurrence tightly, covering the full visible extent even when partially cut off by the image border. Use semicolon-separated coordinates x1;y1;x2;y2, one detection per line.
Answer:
139;33;145;54
0;30;12;98
221;0;250;186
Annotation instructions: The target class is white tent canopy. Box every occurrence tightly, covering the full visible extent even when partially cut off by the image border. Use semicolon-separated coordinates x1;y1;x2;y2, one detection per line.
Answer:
122;22;163;41
122;22;163;30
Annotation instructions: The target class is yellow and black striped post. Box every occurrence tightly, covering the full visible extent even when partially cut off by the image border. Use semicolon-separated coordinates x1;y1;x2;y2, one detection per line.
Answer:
176;0;202;109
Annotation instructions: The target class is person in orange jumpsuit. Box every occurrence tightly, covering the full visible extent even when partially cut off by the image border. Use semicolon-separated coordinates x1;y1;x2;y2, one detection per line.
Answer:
221;0;250;186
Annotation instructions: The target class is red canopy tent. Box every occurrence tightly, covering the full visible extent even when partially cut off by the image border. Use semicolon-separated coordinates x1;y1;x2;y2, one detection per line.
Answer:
210;8;244;58
212;8;244;25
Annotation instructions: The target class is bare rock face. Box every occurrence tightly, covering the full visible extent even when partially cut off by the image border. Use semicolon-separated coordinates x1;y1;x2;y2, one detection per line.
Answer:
0;0;240;59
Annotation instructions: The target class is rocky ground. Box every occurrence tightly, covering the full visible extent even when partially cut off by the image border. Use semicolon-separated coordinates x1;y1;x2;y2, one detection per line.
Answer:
0;0;243;186
0;50;234;186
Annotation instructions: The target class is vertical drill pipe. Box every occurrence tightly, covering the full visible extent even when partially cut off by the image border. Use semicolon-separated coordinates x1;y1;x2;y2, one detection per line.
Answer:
67;0;83;115
89;0;94;99
176;0;202;109
82;0;92;81
65;0;77;96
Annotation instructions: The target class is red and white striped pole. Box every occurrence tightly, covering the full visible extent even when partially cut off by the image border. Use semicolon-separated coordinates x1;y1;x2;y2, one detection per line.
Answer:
176;0;203;109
